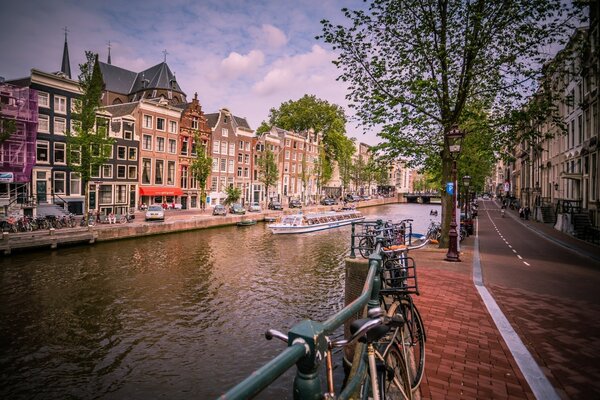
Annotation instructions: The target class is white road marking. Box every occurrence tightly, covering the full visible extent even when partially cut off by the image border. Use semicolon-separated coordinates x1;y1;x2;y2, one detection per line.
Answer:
517;255;523;260
523;261;531;266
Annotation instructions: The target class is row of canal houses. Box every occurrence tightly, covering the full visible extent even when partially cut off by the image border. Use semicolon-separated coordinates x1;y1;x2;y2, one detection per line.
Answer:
0;35;327;218
491;5;600;242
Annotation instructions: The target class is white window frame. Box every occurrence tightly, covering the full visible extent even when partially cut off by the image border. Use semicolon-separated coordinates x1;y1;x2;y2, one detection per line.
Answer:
229;142;235;156
143;114;153;129
142;158;152;184
228;159;234;173
53;171;66;193
128;147;138;161
222;128;229;137
54;95;67;114
117;145;127;160
156;117;166;131
220;158;226;172
213;140;220;154
102;164;113;179
128;165;138;180
54;142;66;165
54;117;66;135
36;140;49;163
220;142;227;154
124;130;133;140
91;165;101;179
117;165;127;179
38;91;49;108
212;158;219;172
156;136;166;152
169;120;177;133
38;114;49;133
70;172;81;195
142;134;152;150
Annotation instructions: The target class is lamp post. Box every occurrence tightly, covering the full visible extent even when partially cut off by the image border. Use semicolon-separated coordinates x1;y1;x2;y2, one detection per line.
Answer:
445;125;464;262
463;175;471;218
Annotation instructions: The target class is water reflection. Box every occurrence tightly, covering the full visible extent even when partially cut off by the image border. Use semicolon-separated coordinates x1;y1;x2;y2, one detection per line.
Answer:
0;203;439;399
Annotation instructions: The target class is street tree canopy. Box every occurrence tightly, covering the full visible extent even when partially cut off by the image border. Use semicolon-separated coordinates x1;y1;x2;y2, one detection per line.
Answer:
319;0;579;246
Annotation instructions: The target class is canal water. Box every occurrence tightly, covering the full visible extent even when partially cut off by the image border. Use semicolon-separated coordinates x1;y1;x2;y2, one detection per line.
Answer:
0;203;439;399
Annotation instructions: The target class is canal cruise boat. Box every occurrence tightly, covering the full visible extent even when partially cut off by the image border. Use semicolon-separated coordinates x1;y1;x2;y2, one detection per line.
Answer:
268;210;365;234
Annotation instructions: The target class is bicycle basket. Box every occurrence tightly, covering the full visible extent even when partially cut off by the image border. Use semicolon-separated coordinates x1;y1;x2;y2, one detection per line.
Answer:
379;254;419;296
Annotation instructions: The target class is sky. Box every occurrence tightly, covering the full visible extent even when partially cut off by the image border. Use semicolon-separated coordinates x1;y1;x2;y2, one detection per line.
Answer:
0;0;379;145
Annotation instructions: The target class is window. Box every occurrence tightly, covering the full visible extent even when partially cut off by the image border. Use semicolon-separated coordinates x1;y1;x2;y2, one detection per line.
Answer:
292;152;296;160
222;128;228;137
38;92;49;108
70;172;80;195
99;185;112;204
36;141;49;162
169;120;177;133
103;144;113;159
54;117;66;135
245;142;250;151
156;117;165;131
71;98;81;113
142;134;152;150
212;157;219;172
169;139;177;153
285;150;290;159
211;177;218;191
155;160;164;185
228;159;234;173
244;167;249;178
237;167;243;177
292;164;296;173
128;165;137;180
181;137;188;155
117;146;126;160
285;139;290;146
124;130;133;140
38;115;49;132
54;142;66;164
238;153;243;162
117;165;126;179
53;171;66;193
128;147;137;161
244;154;249;164
190;174;197;189
70;119;81;135
220;177;226;191
191;140;197;156
229;142;235;156
239;141;244;150
180;165;187;188
91;165;100;178
220;142;227;154
102;164;113;178
220;158;226;172
143;115;153;129
156;137;165;152
142;159;151;184
167;161;175;185
115;185;127;203
192;117;199;129
54;95;67;114
213;140;220;154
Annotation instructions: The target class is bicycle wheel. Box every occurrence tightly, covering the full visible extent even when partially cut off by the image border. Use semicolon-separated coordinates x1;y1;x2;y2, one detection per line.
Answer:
359;237;374;259
387;299;425;390
379;345;412;400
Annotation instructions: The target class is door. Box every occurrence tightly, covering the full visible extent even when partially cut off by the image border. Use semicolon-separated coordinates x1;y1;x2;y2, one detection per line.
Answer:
36;179;47;203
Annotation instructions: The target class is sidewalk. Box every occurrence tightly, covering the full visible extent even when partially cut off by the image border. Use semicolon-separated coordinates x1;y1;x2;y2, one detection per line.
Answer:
413;245;535;399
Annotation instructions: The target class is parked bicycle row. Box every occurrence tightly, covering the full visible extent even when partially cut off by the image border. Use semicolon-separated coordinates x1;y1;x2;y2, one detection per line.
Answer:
0;214;78;233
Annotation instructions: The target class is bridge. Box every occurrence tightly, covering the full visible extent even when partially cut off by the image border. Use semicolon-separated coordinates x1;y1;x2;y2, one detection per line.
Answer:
402;192;441;204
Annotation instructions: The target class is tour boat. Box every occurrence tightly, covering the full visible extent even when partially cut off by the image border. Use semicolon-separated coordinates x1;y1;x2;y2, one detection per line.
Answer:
268;210;365;234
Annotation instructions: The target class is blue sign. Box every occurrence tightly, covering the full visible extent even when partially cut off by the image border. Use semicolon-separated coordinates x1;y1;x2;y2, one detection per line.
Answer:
446;182;454;195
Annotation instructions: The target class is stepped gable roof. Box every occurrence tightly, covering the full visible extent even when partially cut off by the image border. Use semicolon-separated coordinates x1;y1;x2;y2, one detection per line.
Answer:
98;61;138;94
102;102;138;117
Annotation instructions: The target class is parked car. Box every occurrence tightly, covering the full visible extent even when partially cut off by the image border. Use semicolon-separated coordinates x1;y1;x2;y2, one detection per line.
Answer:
288;199;302;208
213;204;227;216
248;202;261;212
320;197;335;206
345;194;361;203
360;195;371;201
268;201;283;210
229;203;246;215
145;204;165;221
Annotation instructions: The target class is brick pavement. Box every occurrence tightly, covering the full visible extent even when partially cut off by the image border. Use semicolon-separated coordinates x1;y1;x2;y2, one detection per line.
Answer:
412;246;535;400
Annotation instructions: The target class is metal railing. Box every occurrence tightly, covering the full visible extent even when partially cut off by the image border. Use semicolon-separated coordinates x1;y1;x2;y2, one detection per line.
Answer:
218;221;390;400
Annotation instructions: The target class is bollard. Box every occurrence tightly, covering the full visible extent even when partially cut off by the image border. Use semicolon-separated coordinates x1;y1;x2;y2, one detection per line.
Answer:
49;228;55;236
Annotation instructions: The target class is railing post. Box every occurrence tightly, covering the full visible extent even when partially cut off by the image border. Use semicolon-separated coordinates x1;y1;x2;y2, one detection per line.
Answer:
367;235;383;311
350;222;356;259
288;320;327;399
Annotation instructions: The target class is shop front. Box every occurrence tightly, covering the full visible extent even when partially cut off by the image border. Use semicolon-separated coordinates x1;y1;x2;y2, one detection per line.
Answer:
139;186;184;209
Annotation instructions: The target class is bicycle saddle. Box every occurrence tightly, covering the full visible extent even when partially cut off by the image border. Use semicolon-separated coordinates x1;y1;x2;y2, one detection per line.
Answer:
350;318;390;343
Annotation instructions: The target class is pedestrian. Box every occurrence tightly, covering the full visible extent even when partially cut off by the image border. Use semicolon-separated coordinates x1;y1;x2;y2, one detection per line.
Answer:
524;206;530;220
108;212;116;224
519;207;524;219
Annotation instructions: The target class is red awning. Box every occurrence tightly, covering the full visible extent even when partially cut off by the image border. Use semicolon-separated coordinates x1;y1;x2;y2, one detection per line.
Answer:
139;186;184;196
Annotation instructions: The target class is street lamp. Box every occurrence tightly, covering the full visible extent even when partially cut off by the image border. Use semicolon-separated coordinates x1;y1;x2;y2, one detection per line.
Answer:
445;125;464;262
463;175;471;219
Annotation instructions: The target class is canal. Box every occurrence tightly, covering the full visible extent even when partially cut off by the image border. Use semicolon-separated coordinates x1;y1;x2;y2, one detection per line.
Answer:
0;203;439;399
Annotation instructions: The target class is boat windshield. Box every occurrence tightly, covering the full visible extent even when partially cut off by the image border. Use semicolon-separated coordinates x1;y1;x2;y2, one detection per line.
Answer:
281;216;303;225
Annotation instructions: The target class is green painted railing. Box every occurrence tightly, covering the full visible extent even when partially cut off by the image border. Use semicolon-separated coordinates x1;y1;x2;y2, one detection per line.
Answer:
218;220;388;400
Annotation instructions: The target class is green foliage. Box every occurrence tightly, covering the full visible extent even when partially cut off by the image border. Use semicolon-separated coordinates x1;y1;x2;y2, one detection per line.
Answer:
257;148;279;201
264;94;354;162
190;142;212;198
66;51;114;215
0;111;16;144
223;186;242;205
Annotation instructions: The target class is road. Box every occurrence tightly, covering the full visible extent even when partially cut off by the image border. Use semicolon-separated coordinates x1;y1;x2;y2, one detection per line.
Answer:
476;199;600;399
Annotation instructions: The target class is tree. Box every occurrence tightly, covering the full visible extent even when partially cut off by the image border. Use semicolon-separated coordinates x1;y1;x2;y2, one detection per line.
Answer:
190;142;212;209
259;94;355;183
0;106;16;144
223;185;242;205
66;52;114;217
319;0;578;247
313;146;331;199
257;147;279;204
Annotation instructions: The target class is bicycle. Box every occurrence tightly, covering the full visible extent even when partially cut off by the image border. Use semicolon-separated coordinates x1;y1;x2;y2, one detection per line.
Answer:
379;238;427;392
266;307;412;400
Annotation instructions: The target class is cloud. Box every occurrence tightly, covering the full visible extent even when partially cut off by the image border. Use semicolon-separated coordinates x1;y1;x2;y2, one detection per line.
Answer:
260;24;287;49
219;50;264;79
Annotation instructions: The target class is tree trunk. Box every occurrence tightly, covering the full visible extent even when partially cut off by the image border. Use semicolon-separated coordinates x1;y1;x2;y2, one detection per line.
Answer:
439;153;453;249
